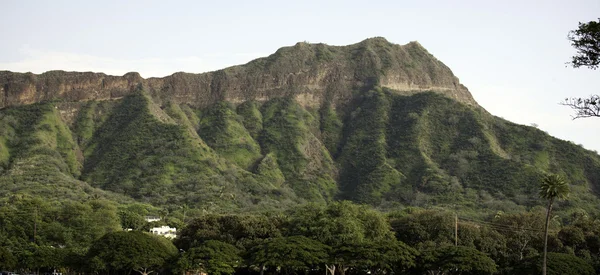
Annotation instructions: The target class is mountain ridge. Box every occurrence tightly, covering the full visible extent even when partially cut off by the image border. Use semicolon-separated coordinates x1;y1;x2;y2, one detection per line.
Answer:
0;37;477;111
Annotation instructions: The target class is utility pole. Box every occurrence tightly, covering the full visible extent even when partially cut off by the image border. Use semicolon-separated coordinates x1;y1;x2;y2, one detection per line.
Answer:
455;213;458;246
33;207;37;243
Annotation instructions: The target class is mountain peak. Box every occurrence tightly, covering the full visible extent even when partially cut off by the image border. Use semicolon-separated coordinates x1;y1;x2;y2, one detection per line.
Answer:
0;38;477;109
360;36;391;44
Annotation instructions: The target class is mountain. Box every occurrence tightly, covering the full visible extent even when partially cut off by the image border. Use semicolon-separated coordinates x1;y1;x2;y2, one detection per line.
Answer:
1;38;475;110
0;37;599;216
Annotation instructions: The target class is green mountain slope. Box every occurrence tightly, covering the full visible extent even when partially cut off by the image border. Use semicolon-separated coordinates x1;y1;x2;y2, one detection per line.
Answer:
0;38;598;217
0;103;124;202
258;97;337;201
197;101;262;170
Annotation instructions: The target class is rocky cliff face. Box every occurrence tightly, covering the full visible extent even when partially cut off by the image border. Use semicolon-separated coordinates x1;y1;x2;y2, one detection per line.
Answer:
0;38;476;110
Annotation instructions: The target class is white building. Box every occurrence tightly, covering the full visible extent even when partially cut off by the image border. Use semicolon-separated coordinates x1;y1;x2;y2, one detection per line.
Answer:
145;216;161;223
150;226;177;239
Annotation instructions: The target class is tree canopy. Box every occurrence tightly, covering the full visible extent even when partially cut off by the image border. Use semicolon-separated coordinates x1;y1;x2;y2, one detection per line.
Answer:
514;252;595;275
563;18;600;118
176;240;242;275
568;19;600;69
248;236;329;273
415;245;497;275
539;174;570;275
86;231;178;275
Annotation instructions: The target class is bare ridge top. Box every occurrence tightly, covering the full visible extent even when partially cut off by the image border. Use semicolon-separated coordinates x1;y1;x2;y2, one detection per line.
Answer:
0;38;477;109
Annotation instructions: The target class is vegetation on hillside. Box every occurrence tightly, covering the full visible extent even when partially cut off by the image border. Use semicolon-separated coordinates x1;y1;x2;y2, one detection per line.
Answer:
1;86;599;215
1;201;599;274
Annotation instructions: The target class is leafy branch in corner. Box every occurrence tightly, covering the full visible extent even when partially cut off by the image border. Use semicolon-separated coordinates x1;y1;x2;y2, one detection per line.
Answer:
568;19;600;70
561;95;600;119
563;18;599;119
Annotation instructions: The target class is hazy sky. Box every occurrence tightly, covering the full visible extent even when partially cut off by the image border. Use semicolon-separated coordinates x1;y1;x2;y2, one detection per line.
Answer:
1;0;599;152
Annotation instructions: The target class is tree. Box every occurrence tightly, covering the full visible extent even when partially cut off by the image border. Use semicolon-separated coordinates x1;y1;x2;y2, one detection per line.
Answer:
176;240;242;275
562;95;599;119
28;245;67;272
175;213;283;251
118;209;147;230
539;174;570;275
563;19;600;118
415;245;497;275
491;211;546;262
248;236;329;275
86;231;177;275
558;225;585;250
0;246;17;270
287;201;396;275
389;209;455;247
514;252;595;275
568;19;600;69
344;239;417;274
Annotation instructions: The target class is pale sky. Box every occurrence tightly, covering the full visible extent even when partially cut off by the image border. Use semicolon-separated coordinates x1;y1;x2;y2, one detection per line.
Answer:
1;0;599;152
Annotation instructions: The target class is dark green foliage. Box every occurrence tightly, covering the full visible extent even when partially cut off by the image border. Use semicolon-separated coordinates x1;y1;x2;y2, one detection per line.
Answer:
198;101;262;169
0;197;122;250
73;101;98;146
386;92;533;199
249;236;329;272
288;201;395;247
514;252;595;275
492;210;546;263
287;201;403;274
0;196;138;272
319;103;343;155
390;209;455;247
558;225;585;249
176;213;284;251
86;231;177;274
259;97;337;202
415;245;497;275
568;18;600;70
176;240;242;275
118;210;147;230
26;244;68;271
457;222;507;261
236;100;263;139
0;246;17;269
82;92;219;202
338;88;401;204
339;239;418;273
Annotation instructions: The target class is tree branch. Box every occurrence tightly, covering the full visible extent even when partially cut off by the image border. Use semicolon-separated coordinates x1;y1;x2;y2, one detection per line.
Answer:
561;95;600;119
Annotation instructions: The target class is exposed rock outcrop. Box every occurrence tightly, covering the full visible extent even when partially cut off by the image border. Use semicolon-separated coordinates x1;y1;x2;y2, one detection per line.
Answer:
0;37;477;110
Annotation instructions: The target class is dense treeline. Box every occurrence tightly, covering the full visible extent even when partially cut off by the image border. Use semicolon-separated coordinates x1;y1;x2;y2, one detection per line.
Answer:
1;201;598;274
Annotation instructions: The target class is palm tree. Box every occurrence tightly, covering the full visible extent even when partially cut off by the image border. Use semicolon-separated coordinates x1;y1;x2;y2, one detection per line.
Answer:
539;174;570;275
